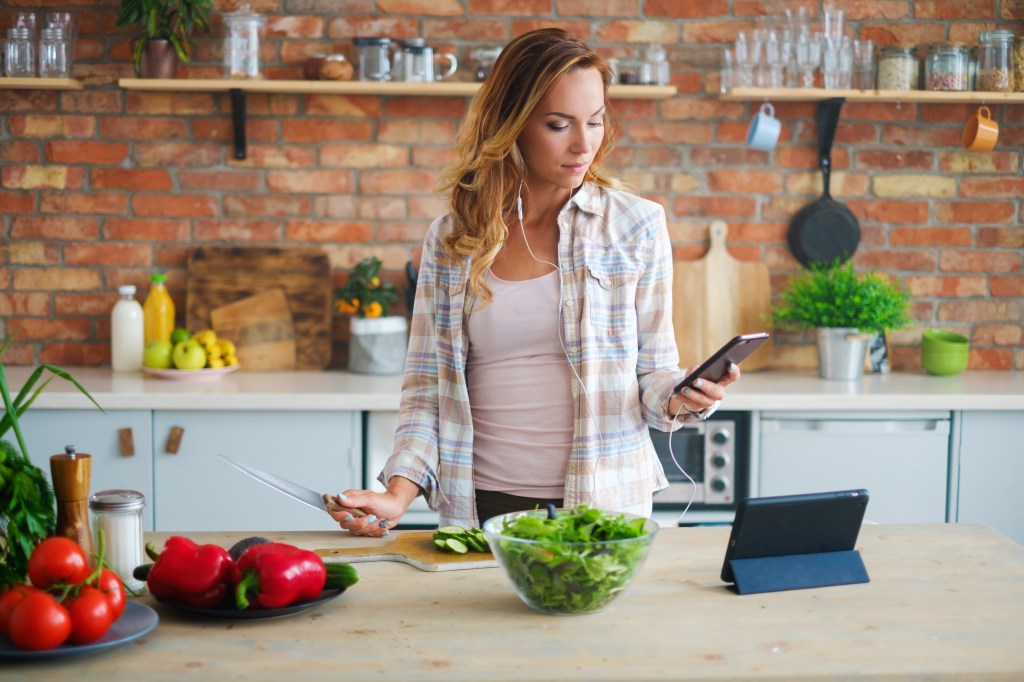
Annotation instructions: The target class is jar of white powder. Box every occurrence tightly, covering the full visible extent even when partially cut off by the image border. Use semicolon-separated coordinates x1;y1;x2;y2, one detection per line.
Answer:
89;489;146;592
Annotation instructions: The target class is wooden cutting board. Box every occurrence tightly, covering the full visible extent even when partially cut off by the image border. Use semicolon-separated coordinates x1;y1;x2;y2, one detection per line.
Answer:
674;220;774;372
316;530;497;572
187;247;332;370
210;288;297;370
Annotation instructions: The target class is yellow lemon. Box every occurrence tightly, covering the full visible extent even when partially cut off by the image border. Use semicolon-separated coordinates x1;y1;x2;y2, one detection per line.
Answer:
194;329;218;349
207;357;225;369
217;339;236;356
224;354;239;367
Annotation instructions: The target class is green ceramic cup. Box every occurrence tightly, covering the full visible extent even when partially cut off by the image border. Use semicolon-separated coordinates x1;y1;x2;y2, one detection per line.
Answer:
921;329;969;375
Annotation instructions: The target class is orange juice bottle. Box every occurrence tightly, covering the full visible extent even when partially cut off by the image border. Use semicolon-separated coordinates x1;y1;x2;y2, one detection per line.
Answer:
143;273;175;344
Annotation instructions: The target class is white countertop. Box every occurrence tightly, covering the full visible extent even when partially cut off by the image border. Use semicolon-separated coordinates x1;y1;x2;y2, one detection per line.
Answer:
7;367;1024;412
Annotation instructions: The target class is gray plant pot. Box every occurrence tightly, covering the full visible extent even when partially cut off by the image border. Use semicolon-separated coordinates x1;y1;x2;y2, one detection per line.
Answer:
816;327;871;381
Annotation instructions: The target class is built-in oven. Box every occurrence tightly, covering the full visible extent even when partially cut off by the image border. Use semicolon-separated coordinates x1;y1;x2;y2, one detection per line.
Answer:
649;410;751;522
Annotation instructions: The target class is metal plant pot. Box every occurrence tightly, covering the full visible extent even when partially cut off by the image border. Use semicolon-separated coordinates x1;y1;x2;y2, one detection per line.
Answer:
816;327;871;381
138;39;179;78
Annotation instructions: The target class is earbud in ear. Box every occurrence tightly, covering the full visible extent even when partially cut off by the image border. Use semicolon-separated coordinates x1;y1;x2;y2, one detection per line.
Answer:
517;193;523;221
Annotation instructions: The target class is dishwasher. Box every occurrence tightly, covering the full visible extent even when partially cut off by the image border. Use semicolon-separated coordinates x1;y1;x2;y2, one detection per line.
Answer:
757;411;951;523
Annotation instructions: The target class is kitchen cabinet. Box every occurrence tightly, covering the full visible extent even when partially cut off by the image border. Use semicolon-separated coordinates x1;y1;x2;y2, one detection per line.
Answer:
955;411;1024;546
20;409;155;529
364;410;437;527
152;410;360;532
757;411;951;523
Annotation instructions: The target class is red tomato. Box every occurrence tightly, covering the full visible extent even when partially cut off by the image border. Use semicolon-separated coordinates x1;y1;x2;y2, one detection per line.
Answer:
7;591;72;651
66;586;113;645
91;568;127;620
0;584;39;635
27;537;90;589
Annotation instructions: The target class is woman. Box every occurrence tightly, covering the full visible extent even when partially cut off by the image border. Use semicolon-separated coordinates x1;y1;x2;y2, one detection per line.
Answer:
331;28;739;535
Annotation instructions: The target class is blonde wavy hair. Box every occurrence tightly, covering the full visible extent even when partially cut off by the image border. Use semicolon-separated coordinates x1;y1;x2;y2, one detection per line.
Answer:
438;28;620;299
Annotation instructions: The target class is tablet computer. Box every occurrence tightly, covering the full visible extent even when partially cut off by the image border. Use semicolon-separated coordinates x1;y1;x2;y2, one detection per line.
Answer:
721;489;869;584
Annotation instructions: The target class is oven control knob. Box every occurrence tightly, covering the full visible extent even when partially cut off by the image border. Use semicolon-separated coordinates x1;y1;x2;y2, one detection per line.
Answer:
710;476;730;493
711;428;731;445
711;452;730;469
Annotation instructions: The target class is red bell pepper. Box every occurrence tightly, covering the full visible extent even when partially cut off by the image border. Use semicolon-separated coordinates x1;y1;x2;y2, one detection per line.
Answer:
146;536;235;609
233;543;327;610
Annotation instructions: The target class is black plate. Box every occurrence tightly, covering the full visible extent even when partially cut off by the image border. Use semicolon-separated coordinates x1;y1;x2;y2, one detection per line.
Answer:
152;587;345;619
0;601;159;660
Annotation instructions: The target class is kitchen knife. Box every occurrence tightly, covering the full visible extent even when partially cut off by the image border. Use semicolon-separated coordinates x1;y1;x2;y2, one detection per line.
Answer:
217;453;366;518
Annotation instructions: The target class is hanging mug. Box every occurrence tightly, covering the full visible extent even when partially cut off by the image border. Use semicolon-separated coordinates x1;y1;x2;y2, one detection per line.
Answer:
963;105;999;152
746;102;781;151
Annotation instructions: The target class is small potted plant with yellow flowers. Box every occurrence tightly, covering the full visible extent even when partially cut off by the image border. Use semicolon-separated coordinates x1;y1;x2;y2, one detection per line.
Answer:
335;257;406;374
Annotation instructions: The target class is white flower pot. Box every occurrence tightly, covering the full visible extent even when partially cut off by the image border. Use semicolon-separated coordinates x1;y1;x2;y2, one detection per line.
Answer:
348;316;408;375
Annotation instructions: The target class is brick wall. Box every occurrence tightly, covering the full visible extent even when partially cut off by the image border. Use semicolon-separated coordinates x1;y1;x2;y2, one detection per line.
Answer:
1;0;1022;370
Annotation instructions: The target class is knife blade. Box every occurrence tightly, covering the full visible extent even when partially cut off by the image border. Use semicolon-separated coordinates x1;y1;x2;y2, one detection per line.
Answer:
217;453;365;518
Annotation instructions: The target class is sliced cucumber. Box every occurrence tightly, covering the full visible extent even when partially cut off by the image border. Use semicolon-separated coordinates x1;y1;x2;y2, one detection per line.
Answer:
432;526;490;554
445;538;469;554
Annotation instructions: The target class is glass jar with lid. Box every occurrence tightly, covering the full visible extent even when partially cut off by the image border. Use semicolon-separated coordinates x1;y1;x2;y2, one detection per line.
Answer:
877;45;918;90
89;489;146;592
977;29;1013;92
924;43;968;91
5;27;36;77
223;2;266;80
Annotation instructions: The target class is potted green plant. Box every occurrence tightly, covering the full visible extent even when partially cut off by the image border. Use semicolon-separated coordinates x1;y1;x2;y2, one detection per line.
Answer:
335;257;406;375
0;337;102;587
116;0;212;78
772;261;911;380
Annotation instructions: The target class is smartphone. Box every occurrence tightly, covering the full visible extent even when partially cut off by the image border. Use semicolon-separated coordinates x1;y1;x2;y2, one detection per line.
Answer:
673;332;769;394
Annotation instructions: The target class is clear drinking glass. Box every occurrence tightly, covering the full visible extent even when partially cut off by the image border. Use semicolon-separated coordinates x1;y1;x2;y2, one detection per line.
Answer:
795;31;822;88
734;31;763;87
822;35;852;89
851;39;875;89
44;12;75;67
720;47;735;94
38;27;68;78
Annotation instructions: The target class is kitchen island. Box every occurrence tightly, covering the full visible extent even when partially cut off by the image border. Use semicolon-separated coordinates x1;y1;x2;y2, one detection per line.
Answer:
7;523;1024;681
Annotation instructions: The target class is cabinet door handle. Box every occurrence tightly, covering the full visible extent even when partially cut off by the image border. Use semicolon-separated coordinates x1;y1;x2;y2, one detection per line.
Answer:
118;428;135;457
165;426;185;454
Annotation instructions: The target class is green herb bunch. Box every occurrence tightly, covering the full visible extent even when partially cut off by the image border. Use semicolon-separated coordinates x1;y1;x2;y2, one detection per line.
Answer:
334;257;399;319
490;506;653;614
116;0;213;76
771;261;911;335
0;337;102;588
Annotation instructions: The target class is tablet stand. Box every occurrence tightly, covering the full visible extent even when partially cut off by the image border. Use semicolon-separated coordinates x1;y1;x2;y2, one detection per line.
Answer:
729;549;869;595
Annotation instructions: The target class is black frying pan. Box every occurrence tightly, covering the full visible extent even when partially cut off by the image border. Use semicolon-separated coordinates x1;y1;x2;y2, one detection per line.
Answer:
788;98;860;268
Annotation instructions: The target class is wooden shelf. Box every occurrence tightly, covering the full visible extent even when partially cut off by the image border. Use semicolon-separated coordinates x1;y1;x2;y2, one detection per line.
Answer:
117;78;677;99
722;86;1024;104
0;76;84;90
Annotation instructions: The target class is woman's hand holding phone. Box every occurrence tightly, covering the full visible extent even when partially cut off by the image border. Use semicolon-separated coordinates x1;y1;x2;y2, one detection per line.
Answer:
668;362;740;417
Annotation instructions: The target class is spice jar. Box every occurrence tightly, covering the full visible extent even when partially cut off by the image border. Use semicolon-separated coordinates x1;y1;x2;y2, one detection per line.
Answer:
877;45;918;90
977;29;1013;92
38;26;69;78
924;43;968;91
89;489;146;592
223;2;266;80
5;27;36;77
1014;36;1024;92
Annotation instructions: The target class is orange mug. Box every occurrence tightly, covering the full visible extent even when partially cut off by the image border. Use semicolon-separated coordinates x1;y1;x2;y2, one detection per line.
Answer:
963;105;999;152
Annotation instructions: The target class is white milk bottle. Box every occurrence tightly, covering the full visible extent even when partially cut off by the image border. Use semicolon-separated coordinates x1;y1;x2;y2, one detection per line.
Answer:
111;285;144;371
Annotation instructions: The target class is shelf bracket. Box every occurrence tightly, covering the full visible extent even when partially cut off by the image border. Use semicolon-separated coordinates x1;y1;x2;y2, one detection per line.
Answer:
230;87;247;160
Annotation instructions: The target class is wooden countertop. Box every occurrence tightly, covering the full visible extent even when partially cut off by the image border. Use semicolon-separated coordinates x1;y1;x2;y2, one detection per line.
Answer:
10;367;1024;412
12;523;1024;680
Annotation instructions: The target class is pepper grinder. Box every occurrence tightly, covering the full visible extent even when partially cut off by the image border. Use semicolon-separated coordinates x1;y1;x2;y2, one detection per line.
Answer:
50;444;94;561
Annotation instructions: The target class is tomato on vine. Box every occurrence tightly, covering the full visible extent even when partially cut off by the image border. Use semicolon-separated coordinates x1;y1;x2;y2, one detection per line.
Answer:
0;584;39;635
27;537;90;589
91;568;127;620
66;586;113;644
7;591;72;651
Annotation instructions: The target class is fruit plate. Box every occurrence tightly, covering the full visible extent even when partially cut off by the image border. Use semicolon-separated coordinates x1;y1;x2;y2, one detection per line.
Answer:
151;587;345;619
142;365;239;382
0;601;159;660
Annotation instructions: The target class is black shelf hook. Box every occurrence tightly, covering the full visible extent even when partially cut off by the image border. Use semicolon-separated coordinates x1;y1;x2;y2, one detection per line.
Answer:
230;88;247;160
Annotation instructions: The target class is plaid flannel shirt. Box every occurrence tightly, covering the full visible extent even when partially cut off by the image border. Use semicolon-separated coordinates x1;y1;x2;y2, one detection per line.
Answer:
380;182;690;528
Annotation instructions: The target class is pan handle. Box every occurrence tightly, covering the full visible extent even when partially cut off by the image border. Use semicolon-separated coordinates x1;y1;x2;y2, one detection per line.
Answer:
817;98;845;198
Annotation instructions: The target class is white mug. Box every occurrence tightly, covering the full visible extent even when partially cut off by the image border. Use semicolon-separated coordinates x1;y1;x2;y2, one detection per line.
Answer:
746;102;781;151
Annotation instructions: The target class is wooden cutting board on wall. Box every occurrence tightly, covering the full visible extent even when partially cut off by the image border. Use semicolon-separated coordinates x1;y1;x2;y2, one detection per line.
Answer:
674;220;774;372
210;289;297;370
187;247;332;370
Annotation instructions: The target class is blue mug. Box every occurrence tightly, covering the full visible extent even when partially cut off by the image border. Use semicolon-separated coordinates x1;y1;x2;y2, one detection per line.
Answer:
746;102;781;151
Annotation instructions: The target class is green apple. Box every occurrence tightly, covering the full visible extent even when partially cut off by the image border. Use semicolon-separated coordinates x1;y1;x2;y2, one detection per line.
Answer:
143;340;173;369
170;327;191;345
172;338;207;370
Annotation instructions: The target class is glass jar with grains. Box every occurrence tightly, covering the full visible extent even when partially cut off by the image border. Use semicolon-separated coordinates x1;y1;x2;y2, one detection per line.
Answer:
925;43;968;91
1014;36;1024;92
977;29;1013;92
878;46;918;90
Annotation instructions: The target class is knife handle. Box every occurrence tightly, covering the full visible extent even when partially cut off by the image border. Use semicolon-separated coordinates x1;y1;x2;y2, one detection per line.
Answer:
322;493;367;518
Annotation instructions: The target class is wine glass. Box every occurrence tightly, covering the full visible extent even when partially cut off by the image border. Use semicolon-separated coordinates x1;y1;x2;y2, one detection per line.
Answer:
795;31;822;88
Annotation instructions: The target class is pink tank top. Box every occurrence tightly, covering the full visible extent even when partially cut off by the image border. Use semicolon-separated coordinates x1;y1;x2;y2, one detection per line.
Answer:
466;269;573;498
